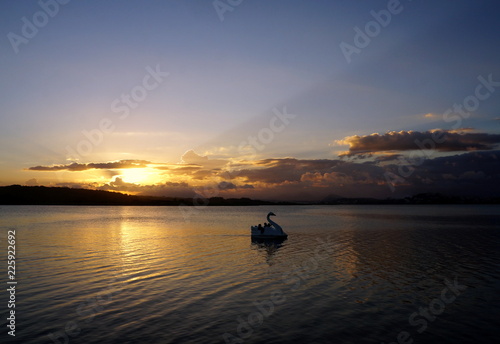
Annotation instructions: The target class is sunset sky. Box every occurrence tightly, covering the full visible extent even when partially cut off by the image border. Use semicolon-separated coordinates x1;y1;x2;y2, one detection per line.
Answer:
1;0;499;201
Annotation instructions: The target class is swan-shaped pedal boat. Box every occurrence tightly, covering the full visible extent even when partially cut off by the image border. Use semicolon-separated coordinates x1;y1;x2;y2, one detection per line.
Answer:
251;212;287;239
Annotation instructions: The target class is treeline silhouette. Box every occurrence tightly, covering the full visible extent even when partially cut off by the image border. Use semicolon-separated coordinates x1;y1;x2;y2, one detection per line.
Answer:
1;185;498;205
0;185;281;206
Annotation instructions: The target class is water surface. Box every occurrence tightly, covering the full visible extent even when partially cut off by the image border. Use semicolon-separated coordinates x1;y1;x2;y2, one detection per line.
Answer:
1;205;499;343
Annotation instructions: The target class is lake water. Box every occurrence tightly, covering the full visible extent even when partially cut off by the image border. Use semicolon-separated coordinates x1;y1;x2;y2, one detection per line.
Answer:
1;205;499;344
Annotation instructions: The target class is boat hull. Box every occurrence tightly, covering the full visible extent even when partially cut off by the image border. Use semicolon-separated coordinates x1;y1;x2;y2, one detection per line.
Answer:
251;225;287;239
251;234;288;239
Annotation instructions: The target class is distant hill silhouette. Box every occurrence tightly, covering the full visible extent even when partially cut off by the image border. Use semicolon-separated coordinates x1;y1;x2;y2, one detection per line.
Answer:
319;192;500;205
0;185;283;206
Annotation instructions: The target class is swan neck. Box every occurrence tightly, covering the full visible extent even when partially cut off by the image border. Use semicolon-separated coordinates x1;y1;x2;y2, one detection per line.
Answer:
267;213;272;223
267;214;279;228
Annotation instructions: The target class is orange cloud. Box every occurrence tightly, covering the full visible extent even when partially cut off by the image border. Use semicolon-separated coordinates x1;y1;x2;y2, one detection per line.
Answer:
28;160;151;171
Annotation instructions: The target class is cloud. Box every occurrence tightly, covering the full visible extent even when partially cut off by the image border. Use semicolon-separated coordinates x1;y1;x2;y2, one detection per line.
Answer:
337;130;500;156
300;171;354;187
236;158;382;187
181;150;208;165
26;151;232;184
458;170;485;180
218;181;237;190
109;177;135;187
96;178;194;198
237;158;342;184
231;151;500;199
28;160;151;171
165;181;189;187
374;154;403;162
213;181;254;191
23;146;500;201
24;178;39;186
181;150;228;169
381;150;500;196
55;182;97;189
165;165;201;172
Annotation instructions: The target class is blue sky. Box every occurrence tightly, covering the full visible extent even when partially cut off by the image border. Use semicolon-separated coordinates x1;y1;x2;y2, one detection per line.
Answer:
1;0;499;199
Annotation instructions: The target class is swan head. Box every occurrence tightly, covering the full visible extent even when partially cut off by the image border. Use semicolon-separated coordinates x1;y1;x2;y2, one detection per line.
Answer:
268;212;276;217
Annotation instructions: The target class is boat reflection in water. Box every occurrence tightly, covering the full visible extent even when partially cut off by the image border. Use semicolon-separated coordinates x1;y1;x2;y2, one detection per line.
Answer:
251;236;287;247
250;236;287;265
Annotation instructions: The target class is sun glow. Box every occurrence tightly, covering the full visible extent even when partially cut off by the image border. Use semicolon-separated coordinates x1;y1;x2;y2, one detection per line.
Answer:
118;168;162;185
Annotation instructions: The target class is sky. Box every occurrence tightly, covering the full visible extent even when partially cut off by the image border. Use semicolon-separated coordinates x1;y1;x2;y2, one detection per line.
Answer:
1;0;499;201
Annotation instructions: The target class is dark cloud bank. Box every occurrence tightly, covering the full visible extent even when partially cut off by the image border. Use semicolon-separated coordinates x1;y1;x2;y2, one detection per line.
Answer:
26;132;500;201
340;130;500;156
28;150;499;201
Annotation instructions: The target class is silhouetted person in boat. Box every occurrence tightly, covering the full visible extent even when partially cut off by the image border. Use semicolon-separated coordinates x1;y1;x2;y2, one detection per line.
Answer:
258;224;264;234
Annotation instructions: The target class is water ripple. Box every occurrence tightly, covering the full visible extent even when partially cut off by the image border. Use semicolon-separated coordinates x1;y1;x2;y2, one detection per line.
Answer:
1;205;499;344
